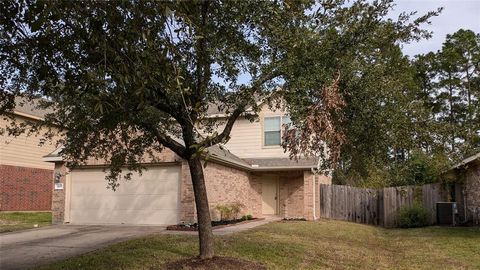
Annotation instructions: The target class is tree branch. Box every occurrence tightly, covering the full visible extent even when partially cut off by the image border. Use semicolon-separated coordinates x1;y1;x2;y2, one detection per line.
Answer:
198;70;283;148
140;123;187;158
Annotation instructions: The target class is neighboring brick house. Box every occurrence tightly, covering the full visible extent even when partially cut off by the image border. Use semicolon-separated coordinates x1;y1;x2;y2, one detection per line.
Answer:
446;153;480;225
44;103;331;225
0;99;57;211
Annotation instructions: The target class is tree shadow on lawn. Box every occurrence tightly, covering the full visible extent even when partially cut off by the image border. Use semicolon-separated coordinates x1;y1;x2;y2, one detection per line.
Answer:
163;256;266;270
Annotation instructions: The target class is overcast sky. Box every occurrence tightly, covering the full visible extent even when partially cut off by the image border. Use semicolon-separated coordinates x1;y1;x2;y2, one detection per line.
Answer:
391;0;480;56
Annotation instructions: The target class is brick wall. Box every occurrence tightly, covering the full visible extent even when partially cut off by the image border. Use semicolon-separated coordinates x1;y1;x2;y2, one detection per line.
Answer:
303;171;331;220
180;161;262;222
0;164;53;211
279;172;304;218
179;167;330;222
180;161;196;222
464;162;480;224
52;163;66;224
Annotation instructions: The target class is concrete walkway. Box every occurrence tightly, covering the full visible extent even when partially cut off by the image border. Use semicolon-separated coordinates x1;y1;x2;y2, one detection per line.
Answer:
214;215;281;235
0;225;165;270
163;215;282;235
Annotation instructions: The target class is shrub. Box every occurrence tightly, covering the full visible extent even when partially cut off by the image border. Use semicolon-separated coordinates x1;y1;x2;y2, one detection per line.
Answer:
230;202;245;220
246;214;253;220
396;204;430;228
215;202;245;221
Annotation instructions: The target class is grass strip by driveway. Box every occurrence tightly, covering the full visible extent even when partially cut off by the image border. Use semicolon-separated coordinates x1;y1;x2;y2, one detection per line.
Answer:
0;211;52;233
37;219;480;270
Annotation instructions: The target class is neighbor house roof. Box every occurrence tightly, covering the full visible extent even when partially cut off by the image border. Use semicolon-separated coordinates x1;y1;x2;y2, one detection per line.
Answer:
450;152;480;171
13;96;53;120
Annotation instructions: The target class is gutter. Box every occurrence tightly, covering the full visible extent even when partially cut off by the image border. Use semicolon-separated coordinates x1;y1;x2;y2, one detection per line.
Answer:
42;155;63;162
208;155;316;172
9;110;44;121
44;150;317;172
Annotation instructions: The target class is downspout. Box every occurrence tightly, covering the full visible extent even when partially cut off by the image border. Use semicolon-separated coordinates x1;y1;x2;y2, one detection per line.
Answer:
463;189;467;223
310;157;322;220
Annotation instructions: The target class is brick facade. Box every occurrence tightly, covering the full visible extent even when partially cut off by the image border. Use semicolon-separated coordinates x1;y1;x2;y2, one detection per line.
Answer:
278;172;304;218
463;162;480;224
51;159;331;224
179;165;331;223
302;171;331;220
52;163;67;224
180;161;263;222
0;165;52;211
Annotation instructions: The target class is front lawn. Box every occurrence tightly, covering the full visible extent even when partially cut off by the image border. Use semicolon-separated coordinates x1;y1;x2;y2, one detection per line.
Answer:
37;220;480;269
0;211;52;233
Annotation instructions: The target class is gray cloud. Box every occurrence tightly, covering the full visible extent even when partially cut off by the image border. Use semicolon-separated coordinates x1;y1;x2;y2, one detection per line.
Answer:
390;0;480;56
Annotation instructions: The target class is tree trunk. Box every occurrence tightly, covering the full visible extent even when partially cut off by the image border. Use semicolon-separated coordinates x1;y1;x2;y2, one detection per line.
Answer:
187;156;215;259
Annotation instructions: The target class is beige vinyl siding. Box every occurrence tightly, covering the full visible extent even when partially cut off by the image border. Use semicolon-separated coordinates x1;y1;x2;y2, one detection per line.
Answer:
222;104;290;158
0;116;57;170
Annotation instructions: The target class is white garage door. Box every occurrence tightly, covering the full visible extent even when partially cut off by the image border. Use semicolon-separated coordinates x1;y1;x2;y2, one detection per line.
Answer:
69;166;180;225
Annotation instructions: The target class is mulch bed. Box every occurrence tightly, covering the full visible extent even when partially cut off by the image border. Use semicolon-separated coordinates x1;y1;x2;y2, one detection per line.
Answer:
166;218;264;231
282;217;307;221
163;256;266;270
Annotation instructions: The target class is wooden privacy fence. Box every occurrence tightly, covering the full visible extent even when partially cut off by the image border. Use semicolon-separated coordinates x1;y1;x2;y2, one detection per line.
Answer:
320;183;447;227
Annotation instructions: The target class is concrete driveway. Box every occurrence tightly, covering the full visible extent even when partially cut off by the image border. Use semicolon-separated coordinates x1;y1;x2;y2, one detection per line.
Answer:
0;225;165;270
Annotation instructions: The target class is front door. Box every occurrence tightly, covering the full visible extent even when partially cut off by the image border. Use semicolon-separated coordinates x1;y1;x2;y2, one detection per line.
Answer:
262;177;278;215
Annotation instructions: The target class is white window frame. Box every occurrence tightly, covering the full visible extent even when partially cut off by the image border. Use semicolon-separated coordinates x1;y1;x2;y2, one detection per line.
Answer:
262;115;291;147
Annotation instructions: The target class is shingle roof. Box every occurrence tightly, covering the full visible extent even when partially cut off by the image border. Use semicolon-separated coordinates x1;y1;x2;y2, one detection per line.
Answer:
244;158;318;168
450;152;480;170
207;145;252;169
13;97;53;119
44;144;317;171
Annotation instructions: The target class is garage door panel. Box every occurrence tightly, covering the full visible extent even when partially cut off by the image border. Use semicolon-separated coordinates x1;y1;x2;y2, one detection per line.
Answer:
70;209;178;225
71;180;179;196
69;166;180;225
71;171;179;196
70;194;178;210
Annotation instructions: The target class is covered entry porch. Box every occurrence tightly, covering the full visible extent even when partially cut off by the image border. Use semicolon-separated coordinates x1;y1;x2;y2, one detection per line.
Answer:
252;170;330;220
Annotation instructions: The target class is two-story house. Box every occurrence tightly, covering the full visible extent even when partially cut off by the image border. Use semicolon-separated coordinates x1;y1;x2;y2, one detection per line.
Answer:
44;103;331;225
0;98;57;211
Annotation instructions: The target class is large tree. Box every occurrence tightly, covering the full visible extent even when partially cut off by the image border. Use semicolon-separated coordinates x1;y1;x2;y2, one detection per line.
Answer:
0;0;436;259
412;29;480;160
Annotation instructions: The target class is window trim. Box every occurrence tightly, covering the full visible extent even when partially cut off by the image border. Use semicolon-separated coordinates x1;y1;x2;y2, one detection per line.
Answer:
262;115;291;148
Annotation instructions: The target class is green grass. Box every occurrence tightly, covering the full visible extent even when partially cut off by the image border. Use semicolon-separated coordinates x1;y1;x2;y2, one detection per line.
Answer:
37;220;480;270
0;211;52;233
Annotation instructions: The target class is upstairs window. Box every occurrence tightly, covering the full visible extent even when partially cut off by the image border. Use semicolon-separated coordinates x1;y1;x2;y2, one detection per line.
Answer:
264;116;291;146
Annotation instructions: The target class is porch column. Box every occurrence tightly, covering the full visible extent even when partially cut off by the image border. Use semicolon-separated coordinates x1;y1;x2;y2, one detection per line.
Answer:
52;162;67;224
303;171;316;220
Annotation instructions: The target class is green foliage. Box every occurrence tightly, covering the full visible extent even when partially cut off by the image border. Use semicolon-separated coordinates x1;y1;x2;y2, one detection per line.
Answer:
334;28;479;187
396;151;450;186
0;0;440;182
0;1;442;256
239;214;253;221
215;202;245;221
396;204;431;228
339;151;451;188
